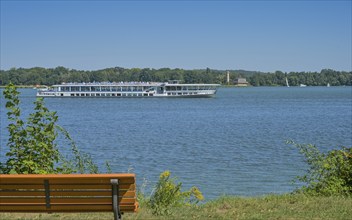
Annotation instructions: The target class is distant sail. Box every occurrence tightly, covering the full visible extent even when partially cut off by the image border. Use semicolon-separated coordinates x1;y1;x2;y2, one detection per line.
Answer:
285;78;289;87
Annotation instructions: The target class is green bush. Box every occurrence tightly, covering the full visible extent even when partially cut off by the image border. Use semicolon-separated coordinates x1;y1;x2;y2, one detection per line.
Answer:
147;170;204;215
0;83;99;174
1;83;61;174
288;141;352;196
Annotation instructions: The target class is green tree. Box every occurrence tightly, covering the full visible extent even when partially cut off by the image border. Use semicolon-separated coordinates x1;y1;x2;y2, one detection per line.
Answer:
139;68;152;82
0;70;10;85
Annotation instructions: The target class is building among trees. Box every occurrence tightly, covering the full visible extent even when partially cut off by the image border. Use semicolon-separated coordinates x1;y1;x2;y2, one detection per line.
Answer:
234;78;249;86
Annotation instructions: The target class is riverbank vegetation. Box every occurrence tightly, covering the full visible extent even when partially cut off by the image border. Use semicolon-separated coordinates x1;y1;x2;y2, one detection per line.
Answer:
287;141;351;196
0;66;351;86
0;83;100;174
1;194;352;219
1;84;351;219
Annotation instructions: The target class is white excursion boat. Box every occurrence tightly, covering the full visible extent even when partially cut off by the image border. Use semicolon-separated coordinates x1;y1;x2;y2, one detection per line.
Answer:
36;81;220;98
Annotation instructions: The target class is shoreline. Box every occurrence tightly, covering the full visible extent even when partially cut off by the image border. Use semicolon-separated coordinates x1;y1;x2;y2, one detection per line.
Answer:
0;194;351;219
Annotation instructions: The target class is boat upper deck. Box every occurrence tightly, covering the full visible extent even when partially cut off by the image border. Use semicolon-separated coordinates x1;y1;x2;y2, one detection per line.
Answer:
52;82;220;87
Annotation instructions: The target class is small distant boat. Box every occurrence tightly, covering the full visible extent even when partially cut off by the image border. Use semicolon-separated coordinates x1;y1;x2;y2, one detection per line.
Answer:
33;85;48;89
285;78;289;87
327;83;330;87
300;84;307;87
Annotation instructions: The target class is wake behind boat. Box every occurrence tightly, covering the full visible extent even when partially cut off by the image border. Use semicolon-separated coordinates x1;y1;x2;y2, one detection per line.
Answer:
36;81;220;98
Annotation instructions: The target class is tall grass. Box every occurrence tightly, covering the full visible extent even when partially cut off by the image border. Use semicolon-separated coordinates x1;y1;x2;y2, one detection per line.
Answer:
1;194;351;220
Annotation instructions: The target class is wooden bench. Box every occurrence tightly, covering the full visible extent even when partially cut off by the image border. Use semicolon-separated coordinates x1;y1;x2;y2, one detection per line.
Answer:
0;174;138;220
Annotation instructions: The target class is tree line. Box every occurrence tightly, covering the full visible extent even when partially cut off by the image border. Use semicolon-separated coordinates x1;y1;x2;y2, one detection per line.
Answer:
0;66;351;86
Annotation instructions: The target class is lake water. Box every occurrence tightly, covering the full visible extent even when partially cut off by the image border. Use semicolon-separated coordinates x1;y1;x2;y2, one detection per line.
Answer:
1;87;351;200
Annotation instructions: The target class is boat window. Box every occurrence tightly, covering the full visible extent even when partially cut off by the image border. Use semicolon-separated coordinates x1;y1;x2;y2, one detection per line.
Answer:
101;86;110;92
81;86;90;92
61;87;70;92
71;87;80;92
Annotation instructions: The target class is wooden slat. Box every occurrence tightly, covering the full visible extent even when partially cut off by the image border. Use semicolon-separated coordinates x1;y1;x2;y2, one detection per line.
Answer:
0;204;138;212
0;174;135;183
0;183;135;190
0;185;45;190
0;190;135;197
0;197;136;204
0;178;135;185
0;174;136;179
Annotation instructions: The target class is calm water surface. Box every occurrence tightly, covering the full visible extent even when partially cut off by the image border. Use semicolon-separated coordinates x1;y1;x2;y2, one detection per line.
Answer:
1;87;351;199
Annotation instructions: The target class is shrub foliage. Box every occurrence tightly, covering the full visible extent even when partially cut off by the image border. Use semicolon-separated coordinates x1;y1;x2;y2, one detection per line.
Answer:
289;141;352;196
148;170;204;215
1;83;61;174
0;83;98;174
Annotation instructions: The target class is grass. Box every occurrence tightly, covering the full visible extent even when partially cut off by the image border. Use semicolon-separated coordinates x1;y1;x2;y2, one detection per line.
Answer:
1;194;351;220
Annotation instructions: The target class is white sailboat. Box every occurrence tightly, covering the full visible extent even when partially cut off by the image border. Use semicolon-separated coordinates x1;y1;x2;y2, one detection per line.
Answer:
327;83;330;87
285;78;289;87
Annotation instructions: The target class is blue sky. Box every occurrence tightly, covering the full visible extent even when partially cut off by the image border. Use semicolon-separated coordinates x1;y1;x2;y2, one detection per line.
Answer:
1;0;351;72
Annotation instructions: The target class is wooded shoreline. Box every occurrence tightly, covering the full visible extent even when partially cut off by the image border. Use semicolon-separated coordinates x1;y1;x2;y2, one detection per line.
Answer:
1;67;351;87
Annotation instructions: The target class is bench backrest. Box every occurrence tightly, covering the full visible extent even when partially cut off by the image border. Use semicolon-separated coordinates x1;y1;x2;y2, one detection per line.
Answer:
0;174;138;213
